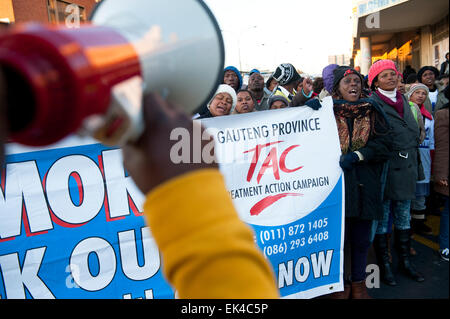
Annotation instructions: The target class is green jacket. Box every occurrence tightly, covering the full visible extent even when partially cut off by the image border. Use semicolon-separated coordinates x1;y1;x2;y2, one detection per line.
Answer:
408;101;426;143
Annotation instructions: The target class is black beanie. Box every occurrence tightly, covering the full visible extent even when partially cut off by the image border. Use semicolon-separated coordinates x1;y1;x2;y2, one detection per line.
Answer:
332;66;362;93
273;63;301;86
417;66;439;83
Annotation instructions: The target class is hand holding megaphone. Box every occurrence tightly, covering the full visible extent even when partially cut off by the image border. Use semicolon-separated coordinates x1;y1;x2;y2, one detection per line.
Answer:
122;92;217;194
0;0;224;147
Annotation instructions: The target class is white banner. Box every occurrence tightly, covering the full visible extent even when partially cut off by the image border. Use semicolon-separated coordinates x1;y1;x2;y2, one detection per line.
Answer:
200;97;345;298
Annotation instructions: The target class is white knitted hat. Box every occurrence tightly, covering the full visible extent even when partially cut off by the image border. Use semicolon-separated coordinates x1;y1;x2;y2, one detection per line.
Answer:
407;83;429;100
207;84;237;113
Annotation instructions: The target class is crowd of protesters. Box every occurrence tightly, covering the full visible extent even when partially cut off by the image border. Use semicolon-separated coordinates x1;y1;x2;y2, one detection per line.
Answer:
3;51;446;299
193;55;449;299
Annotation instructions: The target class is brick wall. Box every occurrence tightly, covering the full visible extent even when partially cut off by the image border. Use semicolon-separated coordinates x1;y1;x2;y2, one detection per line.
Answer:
11;0;99;23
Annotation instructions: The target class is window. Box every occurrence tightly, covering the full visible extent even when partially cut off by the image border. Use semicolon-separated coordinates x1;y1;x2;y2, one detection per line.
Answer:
47;0;86;25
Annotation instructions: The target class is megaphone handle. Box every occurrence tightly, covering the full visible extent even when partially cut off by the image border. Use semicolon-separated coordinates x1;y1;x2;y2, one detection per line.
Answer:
81;76;145;146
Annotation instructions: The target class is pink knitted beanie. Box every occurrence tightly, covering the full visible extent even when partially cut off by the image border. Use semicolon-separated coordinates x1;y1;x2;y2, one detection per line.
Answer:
368;59;399;87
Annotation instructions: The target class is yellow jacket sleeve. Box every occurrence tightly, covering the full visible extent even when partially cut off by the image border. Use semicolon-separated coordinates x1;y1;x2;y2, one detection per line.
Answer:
143;169;279;299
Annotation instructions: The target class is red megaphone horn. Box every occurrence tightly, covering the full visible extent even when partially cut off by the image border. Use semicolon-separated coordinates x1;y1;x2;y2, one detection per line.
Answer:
0;0;224;146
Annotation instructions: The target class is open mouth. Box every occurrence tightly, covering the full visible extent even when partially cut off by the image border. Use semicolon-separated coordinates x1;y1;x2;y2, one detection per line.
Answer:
348;89;358;95
216;105;227;113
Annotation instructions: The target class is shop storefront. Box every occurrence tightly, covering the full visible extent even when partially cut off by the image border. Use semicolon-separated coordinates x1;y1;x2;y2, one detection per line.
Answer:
352;0;449;75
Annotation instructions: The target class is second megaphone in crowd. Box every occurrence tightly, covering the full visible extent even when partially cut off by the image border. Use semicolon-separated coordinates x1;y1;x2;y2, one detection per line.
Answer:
0;0;224;146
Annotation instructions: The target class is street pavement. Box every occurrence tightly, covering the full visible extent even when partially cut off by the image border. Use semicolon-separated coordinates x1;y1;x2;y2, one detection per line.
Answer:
368;215;449;299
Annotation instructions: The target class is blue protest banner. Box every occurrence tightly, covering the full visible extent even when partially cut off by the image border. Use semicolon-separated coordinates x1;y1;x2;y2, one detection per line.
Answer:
0;142;173;299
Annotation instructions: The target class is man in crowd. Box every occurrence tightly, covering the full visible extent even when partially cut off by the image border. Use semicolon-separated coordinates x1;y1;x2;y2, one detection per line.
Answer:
223;66;242;92
272;63;301;104
247;71;270;110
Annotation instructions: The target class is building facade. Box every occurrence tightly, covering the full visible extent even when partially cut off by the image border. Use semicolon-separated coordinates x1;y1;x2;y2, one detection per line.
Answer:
328;54;352;66
351;0;449;75
0;0;101;25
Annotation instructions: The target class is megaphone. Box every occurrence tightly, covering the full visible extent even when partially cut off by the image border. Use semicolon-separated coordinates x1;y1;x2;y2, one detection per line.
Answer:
0;0;224;146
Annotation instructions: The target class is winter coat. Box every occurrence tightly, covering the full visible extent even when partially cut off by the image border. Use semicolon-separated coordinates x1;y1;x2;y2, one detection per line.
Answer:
337;99;392;220
371;92;421;201
433;105;449;197
253;90;271;111
306;98;392;220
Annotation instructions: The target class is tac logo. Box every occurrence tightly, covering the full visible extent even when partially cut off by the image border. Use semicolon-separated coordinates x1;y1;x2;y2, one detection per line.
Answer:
244;141;304;216
227;138;341;227
245;141;303;184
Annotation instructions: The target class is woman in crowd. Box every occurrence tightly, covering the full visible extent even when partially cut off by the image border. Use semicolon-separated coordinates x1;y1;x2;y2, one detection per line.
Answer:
194;67;241;117
433;85;449;262
307;66;391;299
369;59;425;285
268;95;289;110
233;89;256;114
417;66;442;114
407;84;435;235
195;84;237;119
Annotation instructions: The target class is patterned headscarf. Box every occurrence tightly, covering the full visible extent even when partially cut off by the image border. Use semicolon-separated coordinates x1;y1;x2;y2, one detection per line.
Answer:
333;101;374;154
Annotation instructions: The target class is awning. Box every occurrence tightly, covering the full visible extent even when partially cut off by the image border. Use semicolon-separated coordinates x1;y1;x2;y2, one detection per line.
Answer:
354;0;448;38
